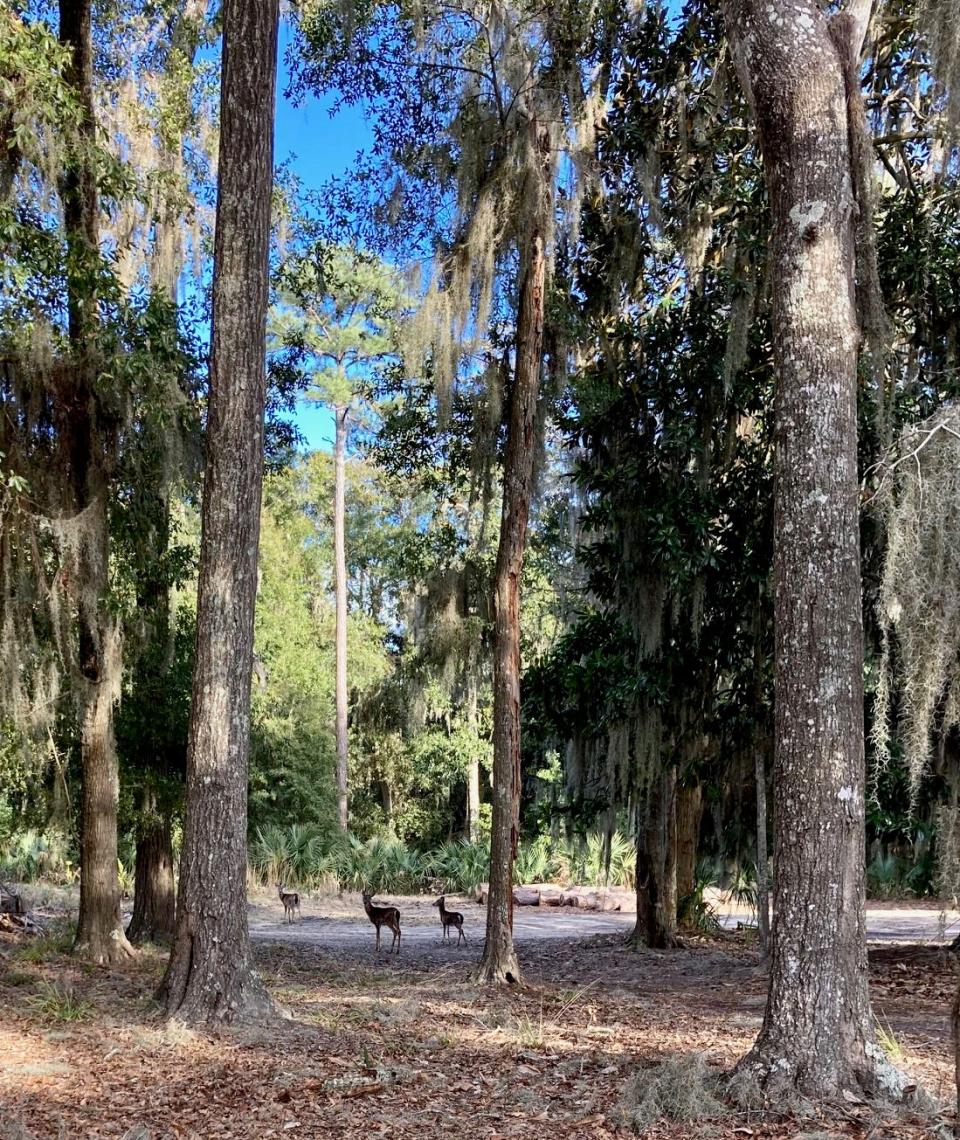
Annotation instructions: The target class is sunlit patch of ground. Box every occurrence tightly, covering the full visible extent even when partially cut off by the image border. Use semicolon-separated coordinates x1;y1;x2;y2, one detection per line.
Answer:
0;901;953;1138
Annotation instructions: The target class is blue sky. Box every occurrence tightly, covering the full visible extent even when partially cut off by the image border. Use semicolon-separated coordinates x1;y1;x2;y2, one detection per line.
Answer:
274;21;371;452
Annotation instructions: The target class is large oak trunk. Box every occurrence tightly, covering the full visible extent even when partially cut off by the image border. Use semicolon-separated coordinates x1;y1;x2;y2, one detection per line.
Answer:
334;404;349;830
127;801;176;945
752;594;771;957
675;781;701;905
725;0;904;1098
58;0;133;966
631;764;679;949
158;0;280;1025
754;740;770;957
476;123;551;987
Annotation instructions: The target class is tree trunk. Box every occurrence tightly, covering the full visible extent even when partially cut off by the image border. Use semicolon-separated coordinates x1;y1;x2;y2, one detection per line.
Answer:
725;0;904;1099
127;800;176;944
754;741;770;958
752;591;771;958
675;781;701;905
334;404;349;831
476;121;551;987
158;0;280;1025
952;958;960;1135
631;764;680;949
58;0;134;966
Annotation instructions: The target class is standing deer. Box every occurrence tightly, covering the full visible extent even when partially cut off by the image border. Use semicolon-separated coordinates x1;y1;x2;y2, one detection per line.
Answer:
278;883;301;924
362;891;401;954
433;895;466;947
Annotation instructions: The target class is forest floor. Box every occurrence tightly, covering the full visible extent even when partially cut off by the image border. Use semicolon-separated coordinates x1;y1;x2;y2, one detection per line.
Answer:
0;889;956;1139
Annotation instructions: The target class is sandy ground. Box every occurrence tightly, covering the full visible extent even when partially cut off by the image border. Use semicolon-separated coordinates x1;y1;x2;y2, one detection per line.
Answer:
0;888;957;1138
247;886;960;950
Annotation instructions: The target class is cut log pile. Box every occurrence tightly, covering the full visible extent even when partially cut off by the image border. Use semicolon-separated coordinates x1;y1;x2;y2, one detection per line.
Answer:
0;880;44;935
475;882;633;912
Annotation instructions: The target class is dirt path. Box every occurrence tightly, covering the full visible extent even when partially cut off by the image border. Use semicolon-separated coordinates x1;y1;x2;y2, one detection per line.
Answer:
250;901;635;950
249;892;960;952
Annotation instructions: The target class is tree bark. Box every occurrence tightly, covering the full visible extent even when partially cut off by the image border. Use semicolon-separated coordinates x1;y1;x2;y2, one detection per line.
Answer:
725;0;905;1099
476;121;551;986
754;740;770;958
334;403;349;831
58;0;134;966
127;799;176;944
631;764;680;949
158;0;280;1025
752;592;771;958
952;950;960;1135
675;781;701;905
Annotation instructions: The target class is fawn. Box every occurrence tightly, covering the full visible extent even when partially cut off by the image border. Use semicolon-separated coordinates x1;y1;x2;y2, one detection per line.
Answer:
277;883;301;924
433;895;466;947
361;891;401;954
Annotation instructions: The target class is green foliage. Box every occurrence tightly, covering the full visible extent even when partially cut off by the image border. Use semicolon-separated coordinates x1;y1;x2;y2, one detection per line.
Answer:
0;12;83;206
677;859;721;934
0;723;51;844
250;823;336;888
514;836;555;885
429;838;490;895
875;1014;906;1065
866;849;936;899
15;920;77;963
271;241;406;410
0;829;76;885
727;861;758;913
562;831;635;890
249;828;431;894
248;825;635;895
329;834;431;894
249;469;390;832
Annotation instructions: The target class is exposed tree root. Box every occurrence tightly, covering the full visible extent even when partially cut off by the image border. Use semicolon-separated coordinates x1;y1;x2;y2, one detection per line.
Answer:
74;925;137;966
158;939;285;1027
474;945;522;987
728;1042;916;1110
625;928;686;951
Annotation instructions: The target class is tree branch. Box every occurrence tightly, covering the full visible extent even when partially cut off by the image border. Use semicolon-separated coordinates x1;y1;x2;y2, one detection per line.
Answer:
842;0;872;60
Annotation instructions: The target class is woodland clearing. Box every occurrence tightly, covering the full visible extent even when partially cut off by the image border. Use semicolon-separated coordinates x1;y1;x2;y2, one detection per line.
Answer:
0;892;955;1139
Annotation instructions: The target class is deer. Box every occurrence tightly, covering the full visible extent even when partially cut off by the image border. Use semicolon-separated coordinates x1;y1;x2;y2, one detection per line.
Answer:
277;883;301;924
361;891;401;954
433;895;466;947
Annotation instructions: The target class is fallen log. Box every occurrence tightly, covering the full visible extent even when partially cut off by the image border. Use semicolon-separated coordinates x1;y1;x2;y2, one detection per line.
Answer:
0;911;43;935
477;882;628;910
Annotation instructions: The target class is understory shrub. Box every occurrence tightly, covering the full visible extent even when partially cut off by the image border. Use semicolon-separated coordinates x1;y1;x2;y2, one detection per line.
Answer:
0;830;77;884
867;849;936;898
429;838;490;895
248;825;636;894
678;858;721;932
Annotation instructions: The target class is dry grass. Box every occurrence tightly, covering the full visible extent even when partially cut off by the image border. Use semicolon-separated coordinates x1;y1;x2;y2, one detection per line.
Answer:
620;1053;726;1133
